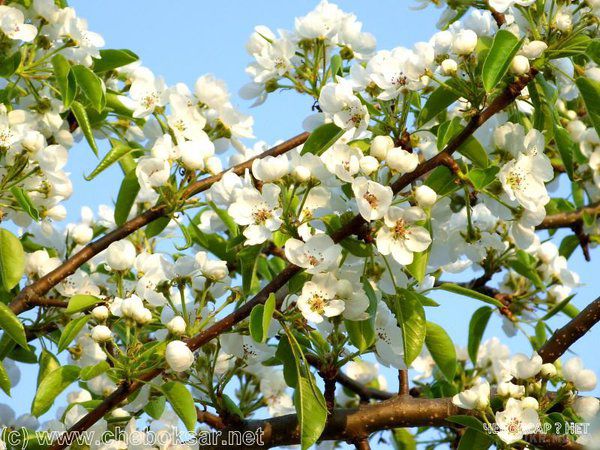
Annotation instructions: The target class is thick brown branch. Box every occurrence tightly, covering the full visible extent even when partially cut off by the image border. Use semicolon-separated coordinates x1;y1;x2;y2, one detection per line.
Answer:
536;202;600;230
10;132;309;316
538;295;600;363
48;72;536;449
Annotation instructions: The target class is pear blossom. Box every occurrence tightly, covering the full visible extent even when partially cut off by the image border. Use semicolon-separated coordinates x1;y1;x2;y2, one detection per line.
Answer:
228;184;283;245
319;78;369;133
452;379;491;410
352;177;393;221
296;273;345;323
0;5;38;41
376;206;431;265
284;234;341;274
495;398;541;444
374;302;406;369
165;340;194;372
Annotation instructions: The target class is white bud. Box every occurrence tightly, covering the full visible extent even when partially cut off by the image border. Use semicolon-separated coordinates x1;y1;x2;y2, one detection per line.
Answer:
178;141;205;170
106;240;136;271
521;397;539;410
441;58;458;76
22;131;45;153
336;279;354;298
521;41;548;59
205;156;222;175
91;325;112;342
574;369;597;392
537;242;558;264
121;295;144;319
414;185;438;208
573;397;600;421
555;10;572;32
91;305;109;321
167;316;187;335
566;110;577;120
292;165;311;182
71;224;93;245
360;155;379;175
386;147;419;173
370;135;394;160
510;55;530;75
452;30;478;55
46;205;67;221
165;340;194;372
133;307;152;325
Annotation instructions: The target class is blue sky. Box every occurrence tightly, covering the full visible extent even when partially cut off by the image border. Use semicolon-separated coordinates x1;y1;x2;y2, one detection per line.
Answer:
2;0;599;445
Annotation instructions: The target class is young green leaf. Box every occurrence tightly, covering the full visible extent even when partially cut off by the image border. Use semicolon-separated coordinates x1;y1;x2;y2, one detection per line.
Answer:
467;166;499;190
37;349;60;387
425;321;457;381
345;280;378;352
457;428;492;450
71;64;106;112
70;101;99;155
145;216;170;239
482;30;522;91
114;169;140;226
437;283;504;308
576;77;600;138
80;361;110;381
294;376;328;450
32;365;80;417
85;142;134;180
66;294;100;314
249;304;266;343
418;78;462;126
10;186;40;221
467;306;492;364
0;361;11;395
0;228;25;291
51;54;75;107
393;290;427;366
239;244;262;295
163;381;196;432
57;316;90;353
92;49;139;73
300;123;344;155
0;302;28;349
553;124;576;180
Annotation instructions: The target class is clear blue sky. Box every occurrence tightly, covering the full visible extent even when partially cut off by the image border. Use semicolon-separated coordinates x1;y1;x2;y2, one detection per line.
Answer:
3;0;598;445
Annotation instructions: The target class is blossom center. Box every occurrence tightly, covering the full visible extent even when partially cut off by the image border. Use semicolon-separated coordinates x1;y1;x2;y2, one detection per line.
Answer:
363;191;379;208
252;207;273;224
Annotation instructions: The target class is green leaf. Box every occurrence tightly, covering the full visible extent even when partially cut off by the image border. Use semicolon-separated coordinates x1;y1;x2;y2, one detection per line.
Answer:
144;396;166;420
419;78;462;125
66;294;100;314
437;283;504;308
330;54;343;79
0;302;28;349
32;365;80;416
507;250;545;290
0;51;22;77
85;142;135;180
52;335;79;359
554;124;576;180
222;394;244;419
576;77;600;138
71;64;106;112
0;228;25;291
249;304;266;343
447;415;485;432
457;428;492;450
467;166;499;190
425;166;458;195
145;216;170;239
0;361;11;395
392;428;417;450
208;201;238;236
37;349;60;387
262;293;276;340
92;49;139;73
425;321;456;381
114;169;140;226
549;34;591;59
541;294;576;321
587;39;600;65
239;245;262;295
294;376;328;450
393;289;427;366
467;307;492;364
300;123;344;155
275;335;298;388
80;361;110;381
10;187;40;221
51;54;75;107
458;136;488;168
482;30;522;92
163;381;196;432
70;101;99;155
559;235;580;259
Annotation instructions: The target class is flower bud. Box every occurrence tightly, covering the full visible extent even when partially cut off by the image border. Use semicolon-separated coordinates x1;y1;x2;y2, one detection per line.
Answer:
167;316;187;335
441;58;458;76
452;30;478;55
91;325;112;343
521;41;548;59
521;396;539;410
46;205;67;221
292;165;311;182
555;10;572;32
165;340;194;372
370;135;394;160
205;156;222;175
71;224;93;245
386;147;419;173
414;185;437;208
573;397;600;421
91;305;109;321
360;155;379;175
106;240;136;271
133;307;152;325
510;55;530;75
178;141;205;170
